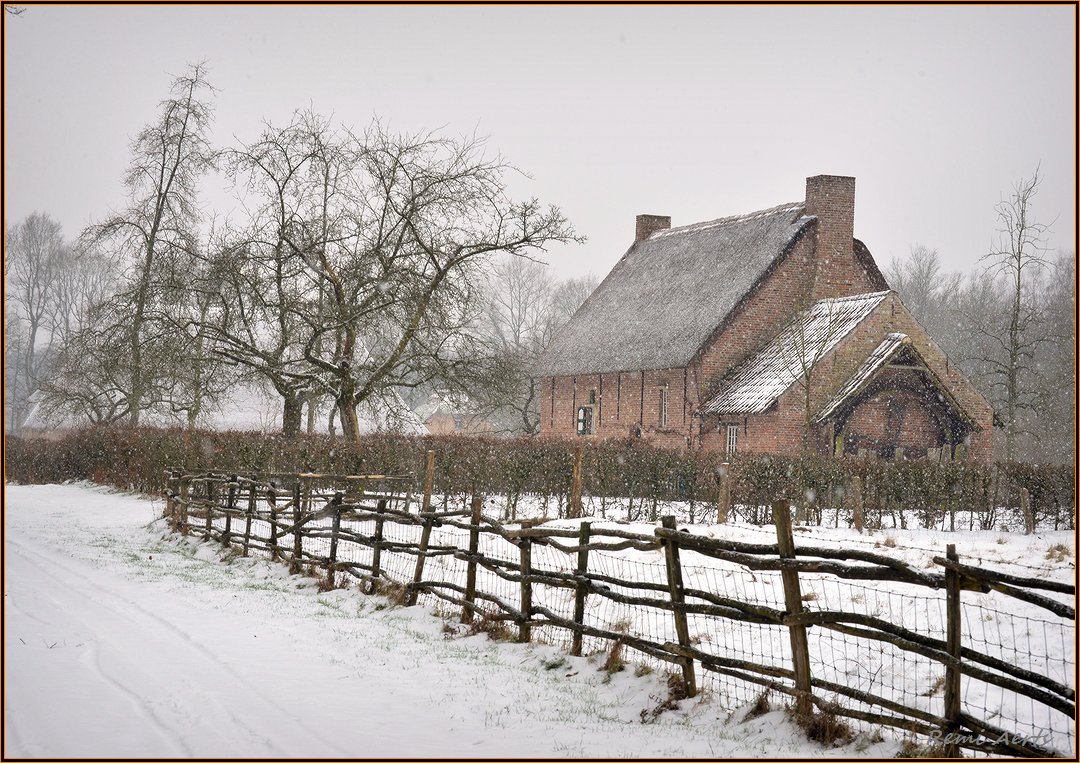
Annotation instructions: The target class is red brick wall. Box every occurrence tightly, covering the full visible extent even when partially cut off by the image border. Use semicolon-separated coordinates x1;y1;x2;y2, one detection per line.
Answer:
701;405;810;458
842;389;944;456
539;367;694;448
805;175;856;300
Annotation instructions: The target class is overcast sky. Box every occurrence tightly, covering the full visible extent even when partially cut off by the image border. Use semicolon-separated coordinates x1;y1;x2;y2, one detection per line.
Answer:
5;5;1075;282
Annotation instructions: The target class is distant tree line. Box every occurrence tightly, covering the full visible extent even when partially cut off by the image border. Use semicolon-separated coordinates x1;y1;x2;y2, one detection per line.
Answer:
5;66;1072;462
4;63;591;440
886;172;1073;464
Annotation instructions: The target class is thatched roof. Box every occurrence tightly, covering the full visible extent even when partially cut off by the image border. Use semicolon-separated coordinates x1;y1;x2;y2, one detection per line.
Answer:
535;203;814;376
700;291;890;415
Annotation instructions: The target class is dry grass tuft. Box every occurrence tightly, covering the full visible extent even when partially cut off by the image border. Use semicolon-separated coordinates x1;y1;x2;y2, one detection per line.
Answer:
639;673;691;723
882;536;898;548
895;738;948;758
603;638;626;674
372;578;409;605
602;619;632;674
800;703;854;747
467;612;513;642
921;675;946;697
743;690;772;721
1046;543;1072;562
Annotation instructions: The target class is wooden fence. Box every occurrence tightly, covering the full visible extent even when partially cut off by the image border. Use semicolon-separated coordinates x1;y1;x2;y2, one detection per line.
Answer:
163;457;1076;758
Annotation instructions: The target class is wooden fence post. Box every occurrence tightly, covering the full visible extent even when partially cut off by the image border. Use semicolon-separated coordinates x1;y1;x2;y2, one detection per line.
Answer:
165;469;179;525
851;476;864;533
204;479;215;540
569;446;584;519
290;482;303;574
773;499;813;719
325;491;343;590
716;462;732;524
660;516;697;697
370;498;387;592
461;494;483;624
943;543;962;758
223;475;238;547
165;484;175;526
571;521;592;656
179;474;191;535
242;481;256;556
1020;487;1035;535
406;451;437;606
267;482;279;561
518;539;532;643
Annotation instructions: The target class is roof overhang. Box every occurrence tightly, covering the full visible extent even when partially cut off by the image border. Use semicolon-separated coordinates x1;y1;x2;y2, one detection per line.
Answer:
814;333;978;430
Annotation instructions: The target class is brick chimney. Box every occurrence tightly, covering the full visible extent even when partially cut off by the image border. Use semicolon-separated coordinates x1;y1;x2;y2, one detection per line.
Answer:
804;175;856;300
635;214;671;242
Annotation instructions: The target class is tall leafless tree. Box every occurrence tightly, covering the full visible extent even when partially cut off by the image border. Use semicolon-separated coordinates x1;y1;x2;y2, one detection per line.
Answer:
195;112;338;436
5;212;67;429
305;124;579;442
199;113;579;440
85;63;216;425
473;256;596;435
979;169;1052;462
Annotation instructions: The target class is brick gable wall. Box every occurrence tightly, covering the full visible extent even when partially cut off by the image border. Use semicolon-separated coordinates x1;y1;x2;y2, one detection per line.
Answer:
696;294;994;461
540;367;695;448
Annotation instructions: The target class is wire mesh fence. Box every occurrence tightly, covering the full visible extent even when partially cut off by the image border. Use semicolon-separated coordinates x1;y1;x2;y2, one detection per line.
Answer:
165;467;1076;758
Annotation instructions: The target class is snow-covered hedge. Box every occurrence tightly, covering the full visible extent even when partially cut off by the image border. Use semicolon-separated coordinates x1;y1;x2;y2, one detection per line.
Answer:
5;427;1073;530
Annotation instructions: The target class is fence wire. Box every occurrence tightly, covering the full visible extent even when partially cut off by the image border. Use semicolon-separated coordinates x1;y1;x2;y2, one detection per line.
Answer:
170;473;1075;757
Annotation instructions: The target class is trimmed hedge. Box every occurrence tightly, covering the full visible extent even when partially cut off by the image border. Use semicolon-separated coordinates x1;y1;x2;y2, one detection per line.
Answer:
5;427;1073;530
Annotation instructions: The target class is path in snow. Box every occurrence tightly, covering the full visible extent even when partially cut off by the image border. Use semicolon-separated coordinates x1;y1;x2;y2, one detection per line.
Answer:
5;482;898;758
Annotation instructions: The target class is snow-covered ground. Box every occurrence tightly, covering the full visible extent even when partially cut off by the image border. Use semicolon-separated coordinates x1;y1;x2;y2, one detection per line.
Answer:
5;482;912;758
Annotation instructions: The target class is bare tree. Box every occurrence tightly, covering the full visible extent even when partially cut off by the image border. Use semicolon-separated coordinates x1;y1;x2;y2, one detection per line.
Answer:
473;257;597;435
195;112;339;436
303;123;580;442
1024;252;1075;463
200;113;579;440
4;309;29;432
85;62;216;425
5;212;67;429
979;169;1052;462
550;274;599;325
36;297;147;426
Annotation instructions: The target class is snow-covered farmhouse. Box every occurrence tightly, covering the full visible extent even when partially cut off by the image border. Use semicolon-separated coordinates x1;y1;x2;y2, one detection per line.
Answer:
535;175;994;461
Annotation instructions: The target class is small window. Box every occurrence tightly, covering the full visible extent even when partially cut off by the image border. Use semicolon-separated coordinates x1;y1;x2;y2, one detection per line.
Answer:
659;387;668;428
576;406;593;436
726;424;738;455
588;389;597;405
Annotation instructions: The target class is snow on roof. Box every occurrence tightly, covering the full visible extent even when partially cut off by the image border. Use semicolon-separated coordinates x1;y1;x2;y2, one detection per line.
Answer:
700;291;890;415
814;332;909;423
535;202;814;376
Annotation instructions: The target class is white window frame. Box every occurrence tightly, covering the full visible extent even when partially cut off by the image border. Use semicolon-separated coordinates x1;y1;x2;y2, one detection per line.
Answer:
659;386;668;428
726;424;739;455
576;406;593;436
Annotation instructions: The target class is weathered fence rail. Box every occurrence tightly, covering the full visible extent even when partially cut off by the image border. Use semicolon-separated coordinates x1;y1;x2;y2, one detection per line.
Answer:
163;459;1075;758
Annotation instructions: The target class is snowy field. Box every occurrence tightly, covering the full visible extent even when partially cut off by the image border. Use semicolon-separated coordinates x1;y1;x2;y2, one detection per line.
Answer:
5;482;913;759
6;482;1074;758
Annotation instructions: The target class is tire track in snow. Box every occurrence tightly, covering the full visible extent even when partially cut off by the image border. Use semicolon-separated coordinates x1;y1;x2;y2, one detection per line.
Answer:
7;534;351;757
